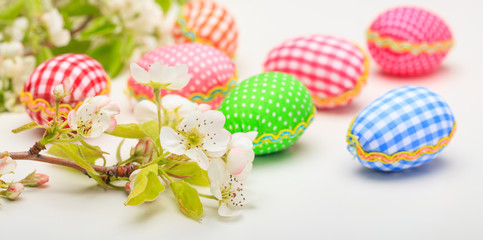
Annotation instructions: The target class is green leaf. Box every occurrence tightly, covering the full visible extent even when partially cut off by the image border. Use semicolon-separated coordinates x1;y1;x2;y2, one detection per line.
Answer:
11;122;41;134
141;120;159;142
166;162;209;186
107;123;147;139
125;164;164;206
48;143;104;164
155;0;171;13
52;143;106;186
80;17;116;39
36;46;53;66
52;39;91;55
0;0;25;21
60;0;99;16
170;181;203;220
24;0;42;19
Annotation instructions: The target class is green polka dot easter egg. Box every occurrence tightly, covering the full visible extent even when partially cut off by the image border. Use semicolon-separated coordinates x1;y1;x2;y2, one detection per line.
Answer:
220;72;315;155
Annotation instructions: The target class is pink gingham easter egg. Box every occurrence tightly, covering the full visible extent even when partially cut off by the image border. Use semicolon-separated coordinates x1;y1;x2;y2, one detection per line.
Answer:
367;7;453;76
172;0;238;58
21;54;110;125
264;34;369;109
127;43;237;109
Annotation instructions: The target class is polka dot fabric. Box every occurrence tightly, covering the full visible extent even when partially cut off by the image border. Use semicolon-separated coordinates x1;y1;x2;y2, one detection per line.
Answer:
127;43;237;109
172;1;238;58
21;54;109;125
220;72;315;155
367;7;453;76
264;34;369;109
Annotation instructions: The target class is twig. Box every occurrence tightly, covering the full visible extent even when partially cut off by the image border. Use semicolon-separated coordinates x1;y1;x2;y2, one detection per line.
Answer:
71;16;93;36
5;151;138;179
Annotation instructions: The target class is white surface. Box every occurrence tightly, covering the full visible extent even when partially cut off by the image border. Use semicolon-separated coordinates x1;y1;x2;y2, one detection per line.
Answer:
1;0;483;239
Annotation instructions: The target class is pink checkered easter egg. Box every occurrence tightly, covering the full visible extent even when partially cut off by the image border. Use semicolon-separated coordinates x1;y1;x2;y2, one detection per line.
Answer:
21;54;110;125
127;43;237;109
264;34;369;109
172;0;238;58
367;7;453;76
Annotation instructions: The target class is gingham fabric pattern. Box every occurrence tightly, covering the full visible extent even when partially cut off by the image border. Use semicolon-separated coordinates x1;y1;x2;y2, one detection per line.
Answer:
127;43;236;109
172;1;238;58
263;34;368;108
22;54;108;125
347;86;455;171
367;7;453;76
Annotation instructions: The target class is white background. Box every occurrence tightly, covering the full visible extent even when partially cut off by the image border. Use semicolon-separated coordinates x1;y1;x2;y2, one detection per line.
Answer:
1;0;482;239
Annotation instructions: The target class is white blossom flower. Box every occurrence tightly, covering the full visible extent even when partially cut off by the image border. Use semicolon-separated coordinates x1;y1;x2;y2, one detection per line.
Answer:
130;62;190;90
41;8;71;47
68;95;120;138
160;110;230;170
208;158;251;217
0;41;24;58
0;156;16;175
4;17;28;41
226;131;258;181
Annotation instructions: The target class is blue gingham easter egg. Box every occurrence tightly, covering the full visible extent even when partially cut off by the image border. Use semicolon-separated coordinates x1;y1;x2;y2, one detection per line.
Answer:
346;86;456;171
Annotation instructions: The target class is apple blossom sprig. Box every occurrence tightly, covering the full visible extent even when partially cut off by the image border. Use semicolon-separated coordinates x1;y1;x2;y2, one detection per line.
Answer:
3;62;258;220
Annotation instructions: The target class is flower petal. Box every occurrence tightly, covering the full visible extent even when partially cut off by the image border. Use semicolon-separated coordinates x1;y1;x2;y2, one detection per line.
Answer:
161;94;197;115
177;110;200;132
218;202;242;217
134;100;158;123
226;146;249;175
130;62;150;84
165;65;190;90
202;129;230;155
67;110;77;130
207;157;227;199
148;61;164;83
160;127;186;155
198;110;226;134
87;112;111;138
185;148;209;170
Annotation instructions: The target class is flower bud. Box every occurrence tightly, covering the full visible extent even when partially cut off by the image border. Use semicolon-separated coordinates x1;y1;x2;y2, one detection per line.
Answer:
20;172;49;187
130;138;155;164
53;78;71;100
0;156;16;175
4;182;24;200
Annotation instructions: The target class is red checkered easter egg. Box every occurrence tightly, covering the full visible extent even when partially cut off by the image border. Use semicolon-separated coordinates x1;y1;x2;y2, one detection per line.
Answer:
264;34;369;109
21;54;110;125
367;7;453;76
172;0;238;58
127;43;237;109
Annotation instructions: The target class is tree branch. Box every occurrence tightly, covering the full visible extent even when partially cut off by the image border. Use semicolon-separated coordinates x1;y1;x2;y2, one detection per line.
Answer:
5;152;138;180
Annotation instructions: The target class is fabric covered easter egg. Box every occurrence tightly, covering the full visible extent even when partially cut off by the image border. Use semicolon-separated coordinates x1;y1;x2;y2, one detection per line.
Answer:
367;7;453;76
346;86;456;171
172;1;238;58
21;54;110;125
127;43;237;109
264;34;369;109
220;72;315;155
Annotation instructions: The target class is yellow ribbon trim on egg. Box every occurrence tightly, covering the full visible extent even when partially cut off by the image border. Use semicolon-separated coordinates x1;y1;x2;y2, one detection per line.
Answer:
20;76;111;118
253;107;316;146
366;29;454;54
346;117;457;164
126;69;238;106
311;43;370;108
